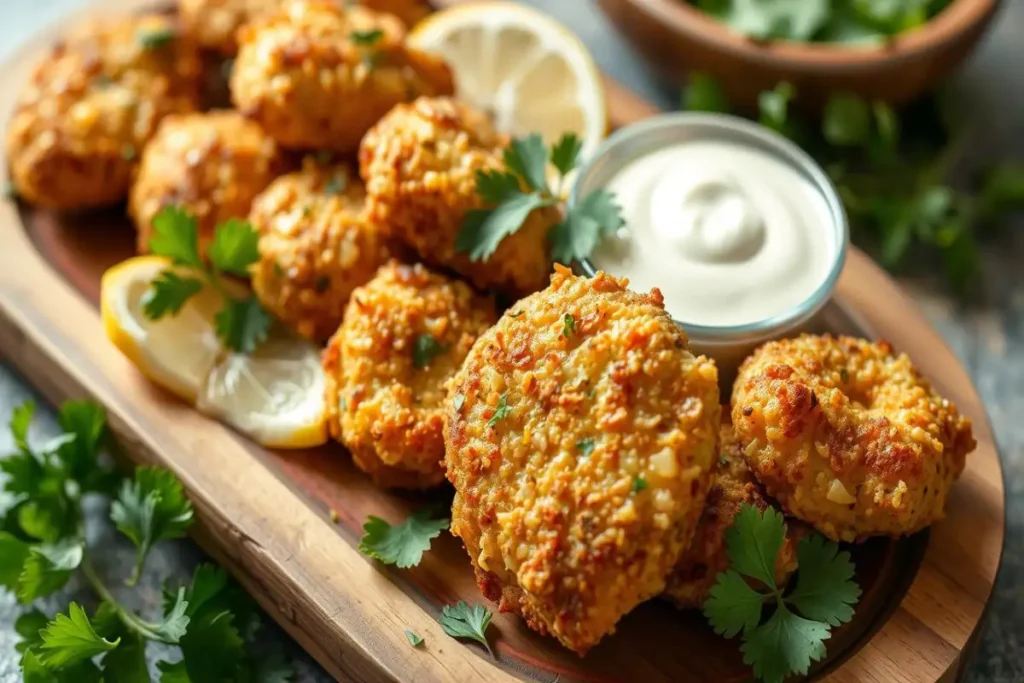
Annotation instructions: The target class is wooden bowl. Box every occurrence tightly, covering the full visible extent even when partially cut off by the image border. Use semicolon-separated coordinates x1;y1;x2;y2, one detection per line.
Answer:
595;0;1003;107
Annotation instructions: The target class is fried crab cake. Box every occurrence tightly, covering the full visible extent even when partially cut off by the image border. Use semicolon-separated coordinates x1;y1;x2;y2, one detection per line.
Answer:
250;158;391;340
664;418;805;609
324;262;496;489
444;267;720;654
230;0;454;151
732;334;976;542
361;0;431;27
360;97;560;296
130;111;286;257
6;14;201;210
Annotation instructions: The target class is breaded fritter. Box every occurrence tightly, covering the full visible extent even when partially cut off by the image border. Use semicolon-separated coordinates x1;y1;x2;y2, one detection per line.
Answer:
664;417;804;609
130;110;285;257
324;261;496;489
732;334;975;542
179;0;430;54
445;267;720;654
230;0;454;151
361;97;560;296
6;14;201;210
250;158;392;340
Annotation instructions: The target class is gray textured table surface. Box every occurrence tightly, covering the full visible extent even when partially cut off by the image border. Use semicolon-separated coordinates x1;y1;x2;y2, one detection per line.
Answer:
2;1;1023;681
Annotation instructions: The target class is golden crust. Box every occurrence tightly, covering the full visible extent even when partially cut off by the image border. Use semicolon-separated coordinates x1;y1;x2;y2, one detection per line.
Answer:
444;267;720;654
230;0;454;151
732;334;975;542
664;417;804;609
324;261;496;489
250;158;392;340
130;110;286;257
360;97;559;296
361;0;431;27
5;14;201;210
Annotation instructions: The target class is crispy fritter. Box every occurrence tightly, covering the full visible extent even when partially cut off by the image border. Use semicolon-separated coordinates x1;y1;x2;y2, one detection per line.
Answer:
6;14;201;210
130;110;285;257
360;97;559;296
445;267;720;654
230;0;454;151
732;334;975;542
324;261;496;489
179;0;430;54
250;158;391;340
664;417;804;609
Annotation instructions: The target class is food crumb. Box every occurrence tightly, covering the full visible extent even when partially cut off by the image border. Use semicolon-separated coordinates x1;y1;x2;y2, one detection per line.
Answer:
329;508;340;524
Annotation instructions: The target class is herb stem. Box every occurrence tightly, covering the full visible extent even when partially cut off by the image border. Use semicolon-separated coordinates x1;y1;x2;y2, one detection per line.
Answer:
80;554;178;644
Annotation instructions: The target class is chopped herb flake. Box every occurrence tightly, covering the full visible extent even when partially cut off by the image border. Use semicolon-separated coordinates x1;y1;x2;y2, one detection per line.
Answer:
631;475;648;493
562;313;576;338
405;629;424;647
576;438;595;457
350;29;384;46
453;394;465;412
138;27;175;49
487;393;511;428
413;334;448;370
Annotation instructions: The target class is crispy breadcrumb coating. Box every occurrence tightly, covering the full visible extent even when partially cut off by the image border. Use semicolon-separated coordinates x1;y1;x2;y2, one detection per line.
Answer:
230;0;454;151
732;334;975;542
360;97;559;296
324;261;496;489
664;417;804;609
130;110;286;257
6;14;201;209
250;158;391;340
445;267;720;654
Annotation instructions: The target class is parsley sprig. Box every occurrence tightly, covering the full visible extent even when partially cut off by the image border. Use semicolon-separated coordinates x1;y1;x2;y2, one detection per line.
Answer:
359;508;449;569
146;207;272;353
703;504;861;683
439;601;494;657
1;400;294;682
456;133;624;265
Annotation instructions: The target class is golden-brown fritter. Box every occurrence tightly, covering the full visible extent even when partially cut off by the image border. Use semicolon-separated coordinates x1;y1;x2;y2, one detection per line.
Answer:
445;267;720;654
732;334;975;542
664;417;804;609
130;110;286;257
230;0;454;151
6;14;201;210
324;261;496;489
360;97;560;296
250;158;392;340
361;0;431;27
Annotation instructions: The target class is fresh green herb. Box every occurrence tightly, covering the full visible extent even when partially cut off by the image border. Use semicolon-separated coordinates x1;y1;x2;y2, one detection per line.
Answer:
413;333;449;370
453;394;465;412
486;393;511;428
137;26;176;49
703;504;860;683
146;207;272;352
324;173;347;195
758;82;795;135
839;368;849;382
720;454;730;466
631;475;648;493
508;310;524;317
0;400;293;682
359;508;449;569
562;313;576;338
439;601;494;657
684;72;730;113
405;629;424;647
576;438;595;457
457;132;624;265
350;29;384;46
120;144;137;162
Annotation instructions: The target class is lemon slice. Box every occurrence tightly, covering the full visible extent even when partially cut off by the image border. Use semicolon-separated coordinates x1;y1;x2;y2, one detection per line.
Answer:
101;256;328;449
410;1;607;166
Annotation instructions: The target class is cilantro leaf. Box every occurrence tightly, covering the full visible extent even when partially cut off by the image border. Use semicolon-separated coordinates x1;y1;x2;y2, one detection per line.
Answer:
10;400;35;453
156;660;189;682
550;133;583;177
143;271;204;320
215;296;273;353
703;569;767;637
207;218;260;277
758;82;795;134
359;508;449;568
872;101;899;148
439;601;494;656
631;475;648;493
1;449;45;496
0;531;31;591
15;609;49;654
457;192;549;262
707;0;830;40
111;466;194;584
487;393;511;428
823;93;871;147
178;609;245;683
549;189;624;264
741;607;829;683
55;401;107;480
17;496;78;543
504;134;549;192
17;539;84;603
38;603;120;669
473;169;521;204
786;534;861;626
148;207;202;268
350;28;384;46
981;163;1024;212
412;334;448;370
153;587;191;643
725;505;785;589
684;73;730;113
405;629;424;647
181;564;230;617
23;648;102;683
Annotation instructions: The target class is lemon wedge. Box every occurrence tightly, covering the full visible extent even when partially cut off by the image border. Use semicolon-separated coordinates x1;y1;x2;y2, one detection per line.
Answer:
101;256;328;449
410;2;607;167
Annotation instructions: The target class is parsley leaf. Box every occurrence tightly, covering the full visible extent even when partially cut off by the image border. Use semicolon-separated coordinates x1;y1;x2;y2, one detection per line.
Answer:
562;313;576;338
504;134;549;192
350;28;384;46
143;271;204;320
178;609;245;682
439;601;494;656
405;629;424;647
741;607;829;683
18;539;84;603
631;475;648;493
412;334;448;370
548;189;624;264
38;603;120;669
725;505;785;589
359;508;449;568
111;466;194;585
823;92;871;147
100;632;148;682
10;400;35;453
207;218;260;277
684;72;730;113
704;569;767;637
758;82;795;134
474;169;522;204
550;133;583;177
786;534;861;626
457;193;549;262
148;207;202;269
700;0;830;41
487;393;511;428
215;296;273;354
0;532;31;591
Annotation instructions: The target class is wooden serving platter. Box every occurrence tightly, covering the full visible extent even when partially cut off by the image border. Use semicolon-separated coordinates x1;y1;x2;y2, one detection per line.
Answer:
0;1;1005;681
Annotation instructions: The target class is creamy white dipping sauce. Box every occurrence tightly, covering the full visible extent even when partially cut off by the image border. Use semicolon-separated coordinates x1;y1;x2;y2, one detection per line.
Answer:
589;140;837;327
